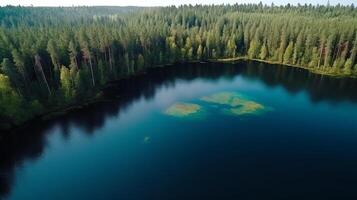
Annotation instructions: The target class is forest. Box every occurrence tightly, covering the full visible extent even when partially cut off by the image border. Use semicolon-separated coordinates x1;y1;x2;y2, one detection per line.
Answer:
0;4;357;129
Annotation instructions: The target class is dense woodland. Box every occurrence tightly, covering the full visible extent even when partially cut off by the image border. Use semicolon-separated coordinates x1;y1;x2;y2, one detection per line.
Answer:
0;4;357;129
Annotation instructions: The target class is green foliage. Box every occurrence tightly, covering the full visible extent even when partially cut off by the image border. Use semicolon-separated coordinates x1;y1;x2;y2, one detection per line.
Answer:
0;74;22;118
248;40;260;59
344;58;353;74
283;42;294;64
1;58;23;90
60;66;74;102
309;47;319;68
197;45;203;60
227;39;237;58
1;4;357;128
278;31;288;62
292;32;304;65
47;39;61;69
259;43;268;60
74;68;90;98
187;47;194;60
137;54;145;70
97;60;109;85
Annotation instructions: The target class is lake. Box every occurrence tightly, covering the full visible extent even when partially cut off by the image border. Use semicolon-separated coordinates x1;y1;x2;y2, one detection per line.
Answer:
1;61;357;199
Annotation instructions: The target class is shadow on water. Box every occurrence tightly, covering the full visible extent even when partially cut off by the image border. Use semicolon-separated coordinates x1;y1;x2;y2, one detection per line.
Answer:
1;61;357;198
243;61;357;103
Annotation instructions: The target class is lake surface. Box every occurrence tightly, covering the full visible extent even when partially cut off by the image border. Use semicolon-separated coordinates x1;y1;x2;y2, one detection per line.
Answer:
1;61;357;200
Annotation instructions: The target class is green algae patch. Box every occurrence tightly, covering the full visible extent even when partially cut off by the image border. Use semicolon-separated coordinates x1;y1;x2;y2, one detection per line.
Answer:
201;92;248;107
164;103;202;118
226;101;265;116
201;92;272;116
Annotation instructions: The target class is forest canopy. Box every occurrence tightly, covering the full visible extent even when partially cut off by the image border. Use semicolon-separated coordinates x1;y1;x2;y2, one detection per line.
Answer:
0;4;357;129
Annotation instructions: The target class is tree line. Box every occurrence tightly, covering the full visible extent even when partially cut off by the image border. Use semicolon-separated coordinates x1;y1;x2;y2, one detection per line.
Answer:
0;4;357;129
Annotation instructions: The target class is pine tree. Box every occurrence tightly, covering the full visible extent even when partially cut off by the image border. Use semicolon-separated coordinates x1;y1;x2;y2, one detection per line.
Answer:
47;39;61;70
283;41;294;64
0;74;23;122
324;33;335;68
259;42;268;60
60;66;73;102
292;32;304;65
1;58;23;92
197;44;203;60
137;54;145;70
227;39;237;58
68;40;79;71
248;40;260;59
278;30;288;62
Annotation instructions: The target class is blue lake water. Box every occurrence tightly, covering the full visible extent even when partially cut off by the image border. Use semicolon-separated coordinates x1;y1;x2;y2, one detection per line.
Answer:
1;61;357;199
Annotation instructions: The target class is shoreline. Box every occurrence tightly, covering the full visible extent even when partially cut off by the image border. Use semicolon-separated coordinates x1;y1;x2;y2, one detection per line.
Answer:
212;57;357;78
1;58;356;133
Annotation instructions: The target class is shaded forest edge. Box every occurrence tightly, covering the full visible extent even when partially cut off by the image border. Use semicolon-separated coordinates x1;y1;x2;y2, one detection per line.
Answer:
0;4;357;130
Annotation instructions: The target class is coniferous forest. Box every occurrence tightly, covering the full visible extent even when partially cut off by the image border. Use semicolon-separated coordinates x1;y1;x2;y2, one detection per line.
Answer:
1;4;357;129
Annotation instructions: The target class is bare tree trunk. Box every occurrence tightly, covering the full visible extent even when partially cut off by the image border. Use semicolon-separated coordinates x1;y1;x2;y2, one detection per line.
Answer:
34;54;52;96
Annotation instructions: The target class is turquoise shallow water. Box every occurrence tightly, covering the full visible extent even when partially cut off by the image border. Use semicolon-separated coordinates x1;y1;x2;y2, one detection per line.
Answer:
1;61;357;199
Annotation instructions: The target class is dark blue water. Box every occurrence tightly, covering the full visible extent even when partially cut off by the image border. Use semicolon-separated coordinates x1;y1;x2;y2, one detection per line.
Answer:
1;62;357;199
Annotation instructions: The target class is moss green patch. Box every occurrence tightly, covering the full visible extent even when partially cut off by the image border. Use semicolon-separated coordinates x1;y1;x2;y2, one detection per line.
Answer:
201;92;248;107
201;92;272;116
226;101;265;116
164;103;202;117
